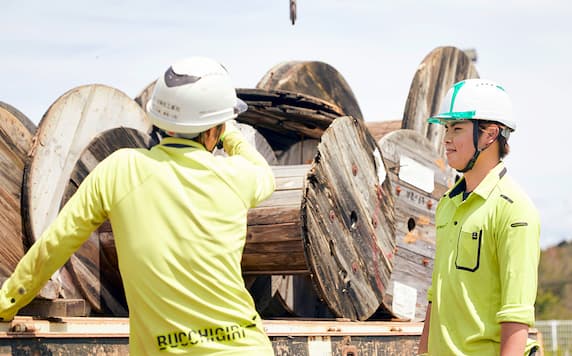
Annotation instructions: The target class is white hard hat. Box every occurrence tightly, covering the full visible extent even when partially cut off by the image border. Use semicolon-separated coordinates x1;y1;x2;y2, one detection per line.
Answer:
146;57;247;134
428;79;515;132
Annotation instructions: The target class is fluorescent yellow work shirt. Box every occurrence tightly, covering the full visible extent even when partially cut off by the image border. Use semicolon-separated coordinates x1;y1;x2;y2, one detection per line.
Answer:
0;131;275;355
427;162;540;355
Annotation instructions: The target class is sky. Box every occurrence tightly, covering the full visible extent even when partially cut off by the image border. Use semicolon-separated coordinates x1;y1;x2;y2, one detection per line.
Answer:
1;0;571;248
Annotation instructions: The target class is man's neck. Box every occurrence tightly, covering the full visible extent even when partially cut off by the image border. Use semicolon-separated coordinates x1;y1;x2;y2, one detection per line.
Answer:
463;155;500;192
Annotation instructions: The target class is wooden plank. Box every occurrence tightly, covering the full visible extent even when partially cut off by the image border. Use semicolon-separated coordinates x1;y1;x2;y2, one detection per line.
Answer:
0;102;35;279
302;116;396;321
272;164;309;178
402;46;479;156
18;299;89;318
256;61;364;121
247;206;300;226
379;129;456;321
21;85;154;315
256;189;303;208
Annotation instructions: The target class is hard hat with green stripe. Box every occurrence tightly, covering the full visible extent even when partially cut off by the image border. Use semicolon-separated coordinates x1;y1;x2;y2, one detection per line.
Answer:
428;79;515;133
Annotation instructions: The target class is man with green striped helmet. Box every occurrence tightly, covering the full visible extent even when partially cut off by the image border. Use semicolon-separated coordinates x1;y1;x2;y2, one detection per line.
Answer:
419;78;541;356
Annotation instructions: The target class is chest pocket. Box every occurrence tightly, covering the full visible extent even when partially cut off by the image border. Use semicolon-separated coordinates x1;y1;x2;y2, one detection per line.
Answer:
455;227;482;272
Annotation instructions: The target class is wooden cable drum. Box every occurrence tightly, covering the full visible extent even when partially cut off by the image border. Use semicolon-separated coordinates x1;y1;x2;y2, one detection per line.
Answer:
0;102;35;279
247;62;368;318
256;61;364;121
377;129;456;321
246;63;356;318
402;46;479;156
244;117;396;320
301;116;395;320
247;135;324;319
22;85;155;316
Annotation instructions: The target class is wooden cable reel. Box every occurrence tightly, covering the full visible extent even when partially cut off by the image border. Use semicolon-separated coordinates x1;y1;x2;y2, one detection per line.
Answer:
0;102;35;279
256;60;364;122
402;46;479;156
243;116;396;320
246;61;367;318
21;85;155;315
377;129;456;321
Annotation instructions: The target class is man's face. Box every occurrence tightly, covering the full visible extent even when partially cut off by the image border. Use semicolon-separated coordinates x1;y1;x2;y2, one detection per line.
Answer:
443;120;474;170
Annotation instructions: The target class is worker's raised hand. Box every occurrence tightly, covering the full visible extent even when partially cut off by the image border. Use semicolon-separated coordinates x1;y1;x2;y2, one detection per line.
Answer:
220;120;240;142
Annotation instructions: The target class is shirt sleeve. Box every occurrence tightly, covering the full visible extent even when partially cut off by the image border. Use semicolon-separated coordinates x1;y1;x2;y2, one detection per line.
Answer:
222;130;275;207
495;199;541;326
0;161;109;321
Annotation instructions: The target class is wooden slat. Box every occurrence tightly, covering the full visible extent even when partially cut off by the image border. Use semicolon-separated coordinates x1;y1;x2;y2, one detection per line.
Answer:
18;299;88;318
302;116;396;321
247;206;300;226
402;46;479;156
0;102;35;279
256;61;364;121
256;189;303;208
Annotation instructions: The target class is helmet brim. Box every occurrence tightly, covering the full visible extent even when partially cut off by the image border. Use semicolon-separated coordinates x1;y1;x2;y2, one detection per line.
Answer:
427;110;477;125
234;98;248;115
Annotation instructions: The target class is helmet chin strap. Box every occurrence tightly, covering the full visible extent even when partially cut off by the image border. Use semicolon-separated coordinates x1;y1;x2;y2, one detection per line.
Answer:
456;120;496;173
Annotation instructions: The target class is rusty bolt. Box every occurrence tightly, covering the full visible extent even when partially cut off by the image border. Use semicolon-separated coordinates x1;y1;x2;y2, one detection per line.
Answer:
376;184;384;200
427;200;433;209
422;258;430;266
396;186;402;195
352;163;358;176
352;261;358;272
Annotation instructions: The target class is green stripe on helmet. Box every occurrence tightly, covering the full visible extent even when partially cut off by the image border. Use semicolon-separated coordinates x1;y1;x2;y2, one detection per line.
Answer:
449;80;466;112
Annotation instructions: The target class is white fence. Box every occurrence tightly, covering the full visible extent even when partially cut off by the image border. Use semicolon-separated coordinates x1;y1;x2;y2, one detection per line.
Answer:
536;320;572;355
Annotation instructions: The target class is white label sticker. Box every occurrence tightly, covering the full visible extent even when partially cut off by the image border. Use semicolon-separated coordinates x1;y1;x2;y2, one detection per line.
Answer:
392;281;417;320
308;336;332;356
399;155;434;193
373;148;387;184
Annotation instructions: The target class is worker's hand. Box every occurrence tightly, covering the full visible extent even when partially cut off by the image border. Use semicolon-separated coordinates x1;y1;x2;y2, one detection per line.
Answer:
217;120;240;149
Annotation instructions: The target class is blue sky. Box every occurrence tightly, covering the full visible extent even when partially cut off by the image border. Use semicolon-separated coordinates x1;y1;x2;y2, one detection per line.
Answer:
1;0;571;248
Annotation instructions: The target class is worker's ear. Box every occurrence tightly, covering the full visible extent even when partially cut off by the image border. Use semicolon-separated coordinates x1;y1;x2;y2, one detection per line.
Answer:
483;125;500;144
487;125;500;143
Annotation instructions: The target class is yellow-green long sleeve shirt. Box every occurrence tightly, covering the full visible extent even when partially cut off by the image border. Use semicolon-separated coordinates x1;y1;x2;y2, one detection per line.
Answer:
427;162;540;355
0;130;275;355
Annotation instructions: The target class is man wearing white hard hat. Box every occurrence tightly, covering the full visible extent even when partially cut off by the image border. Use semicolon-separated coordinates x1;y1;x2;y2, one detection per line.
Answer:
418;79;540;355
0;57;276;355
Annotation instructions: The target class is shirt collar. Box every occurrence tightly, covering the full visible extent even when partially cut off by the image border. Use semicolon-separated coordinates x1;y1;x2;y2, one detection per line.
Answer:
159;137;206;151
449;162;507;200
